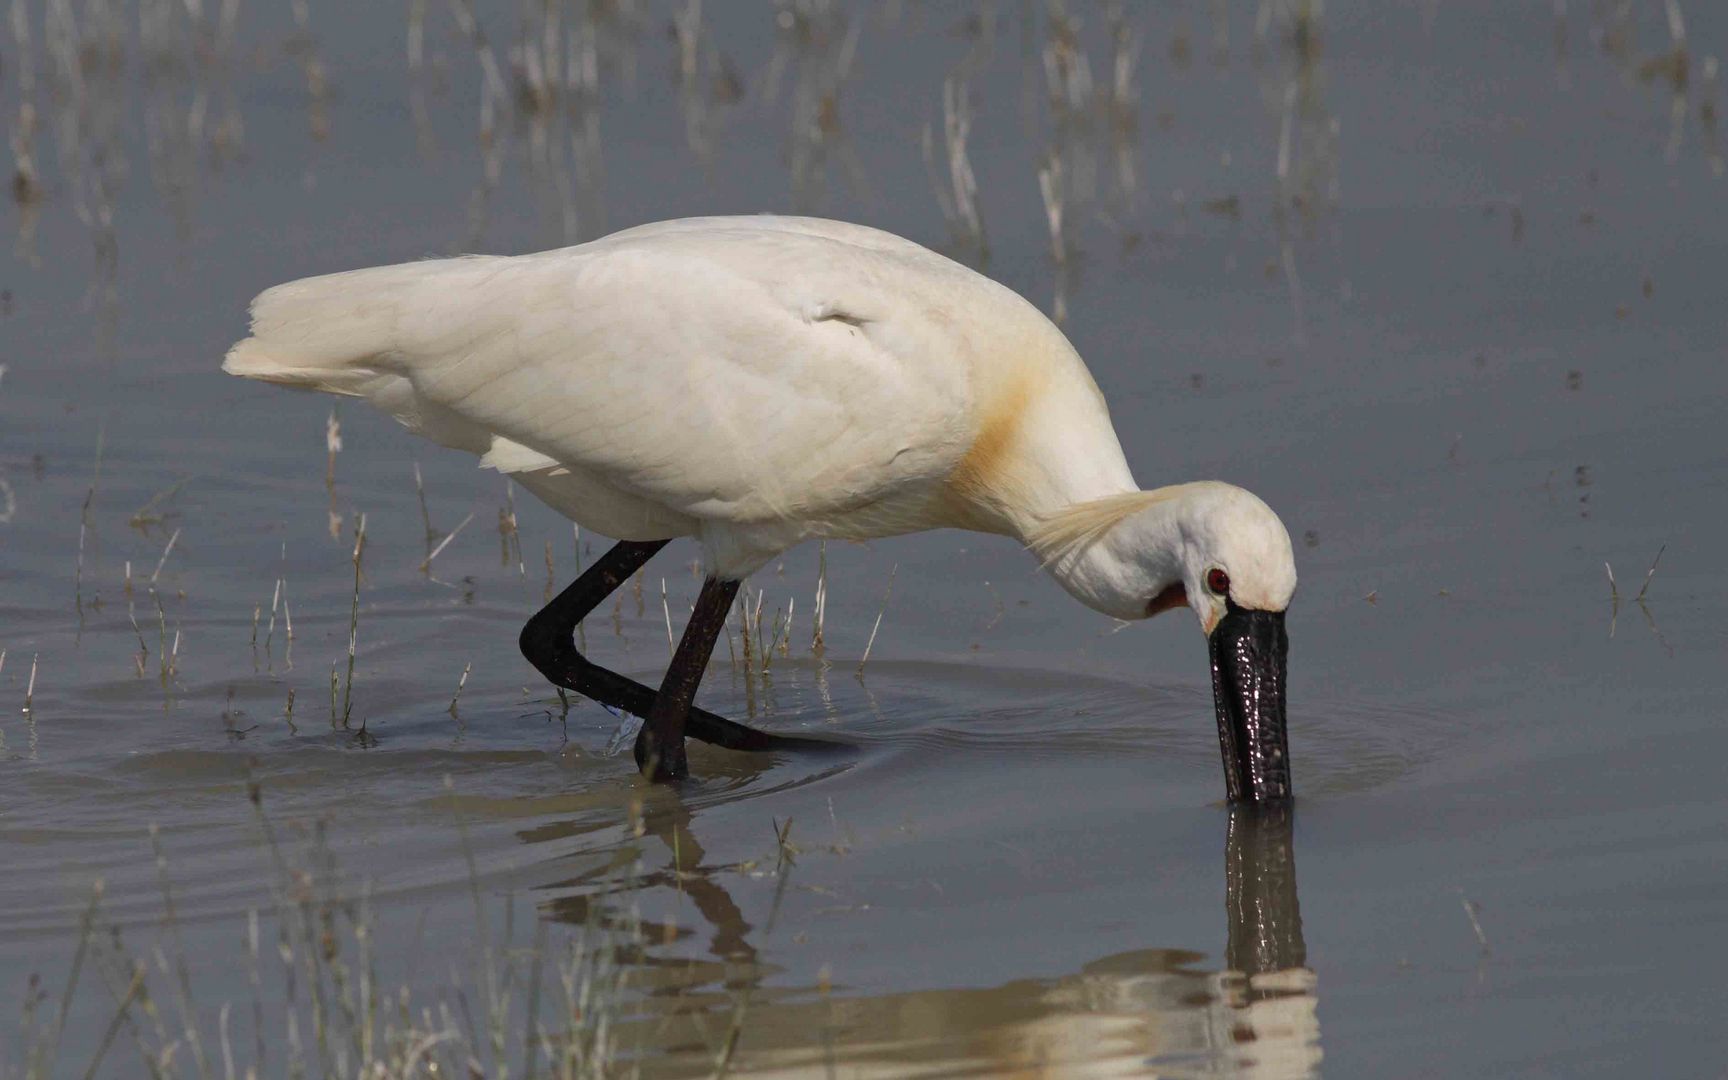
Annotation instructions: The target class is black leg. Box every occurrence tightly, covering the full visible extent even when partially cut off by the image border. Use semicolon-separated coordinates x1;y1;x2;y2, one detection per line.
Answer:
634;576;739;780
520;540;837;761
520;538;667;709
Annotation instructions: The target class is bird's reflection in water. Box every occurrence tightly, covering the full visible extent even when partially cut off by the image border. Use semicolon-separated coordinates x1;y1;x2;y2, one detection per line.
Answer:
534;795;774;1022
530;802;1318;1078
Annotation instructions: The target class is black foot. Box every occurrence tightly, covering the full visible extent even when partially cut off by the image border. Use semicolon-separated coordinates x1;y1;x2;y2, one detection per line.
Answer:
633;725;689;781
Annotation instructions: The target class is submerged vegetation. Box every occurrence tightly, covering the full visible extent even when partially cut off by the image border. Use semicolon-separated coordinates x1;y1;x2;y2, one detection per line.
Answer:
9;780;637;1080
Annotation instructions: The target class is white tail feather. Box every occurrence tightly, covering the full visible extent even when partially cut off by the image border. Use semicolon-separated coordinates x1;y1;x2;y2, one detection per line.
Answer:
224;258;503;453
223;258;495;392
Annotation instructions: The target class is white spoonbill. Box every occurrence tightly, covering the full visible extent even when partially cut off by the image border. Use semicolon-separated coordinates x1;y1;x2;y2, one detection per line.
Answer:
225;215;1297;800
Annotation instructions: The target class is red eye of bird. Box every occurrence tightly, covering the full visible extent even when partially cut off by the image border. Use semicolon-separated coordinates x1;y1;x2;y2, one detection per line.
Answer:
1206;568;1231;596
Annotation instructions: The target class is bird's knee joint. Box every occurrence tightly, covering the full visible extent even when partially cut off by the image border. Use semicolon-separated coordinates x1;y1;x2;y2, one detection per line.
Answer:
518;621;549;665
519;617;582;671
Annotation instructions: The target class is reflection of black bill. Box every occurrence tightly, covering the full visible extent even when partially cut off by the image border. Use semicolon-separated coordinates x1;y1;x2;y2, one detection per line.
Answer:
1225;801;1305;975
1209;602;1291;802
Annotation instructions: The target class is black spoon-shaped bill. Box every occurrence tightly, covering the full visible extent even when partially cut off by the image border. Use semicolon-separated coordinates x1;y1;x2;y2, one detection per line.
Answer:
1209;602;1291;803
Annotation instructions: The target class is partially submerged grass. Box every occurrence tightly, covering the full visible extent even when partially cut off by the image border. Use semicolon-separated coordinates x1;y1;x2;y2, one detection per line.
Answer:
420;511;475;575
810;542;828;655
1605;544;1670;651
411;461;436;558
259;543;294;665
855;564;897;677
660;577;673;656
5;780;637;1080
449;661;472;716
340;514;367;731
22;652;36;716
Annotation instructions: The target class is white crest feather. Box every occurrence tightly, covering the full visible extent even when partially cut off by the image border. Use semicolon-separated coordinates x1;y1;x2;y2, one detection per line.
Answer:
1026;489;1183;565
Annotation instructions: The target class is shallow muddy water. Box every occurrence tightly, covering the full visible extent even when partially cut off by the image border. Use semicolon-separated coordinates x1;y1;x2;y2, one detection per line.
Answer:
3;2;1727;1076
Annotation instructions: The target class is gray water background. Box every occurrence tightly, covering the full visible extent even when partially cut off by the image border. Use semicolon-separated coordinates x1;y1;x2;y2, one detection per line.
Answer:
2;2;1726;1075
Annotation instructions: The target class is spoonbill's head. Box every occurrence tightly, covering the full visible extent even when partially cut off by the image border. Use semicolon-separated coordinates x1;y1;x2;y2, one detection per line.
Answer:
1033;482;1298;802
1170;485;1296;804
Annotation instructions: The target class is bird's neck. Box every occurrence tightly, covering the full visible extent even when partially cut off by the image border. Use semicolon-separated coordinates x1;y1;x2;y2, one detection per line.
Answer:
955;387;1139;541
942;355;1179;618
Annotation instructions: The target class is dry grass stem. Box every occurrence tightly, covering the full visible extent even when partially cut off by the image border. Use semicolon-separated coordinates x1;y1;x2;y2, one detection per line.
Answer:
1607;545;1668;642
660;577;674;655
736;590;755;671
342;513;367;728
752;589;766;651
149;527;181;585
811;541;828;653
149;588;172;684
449;661;472;714
413;460;436;549
264;543;292;654
760;603;785;673
262;580;279;642
421;511;475;573
126;598;148;677
499;481;525;576
856;564;898;676
1635;544;1665;602
83;959;145;1080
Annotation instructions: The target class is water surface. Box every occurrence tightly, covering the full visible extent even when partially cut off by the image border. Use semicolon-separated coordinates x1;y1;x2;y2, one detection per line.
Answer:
3;2;1726;1075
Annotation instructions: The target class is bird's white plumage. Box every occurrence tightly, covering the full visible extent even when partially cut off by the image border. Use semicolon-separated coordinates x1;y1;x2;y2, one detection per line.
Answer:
226;215;1295;623
228;216;1116;570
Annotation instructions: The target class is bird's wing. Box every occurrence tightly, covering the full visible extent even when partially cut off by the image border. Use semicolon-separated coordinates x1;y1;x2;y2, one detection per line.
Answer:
234;220;992;526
